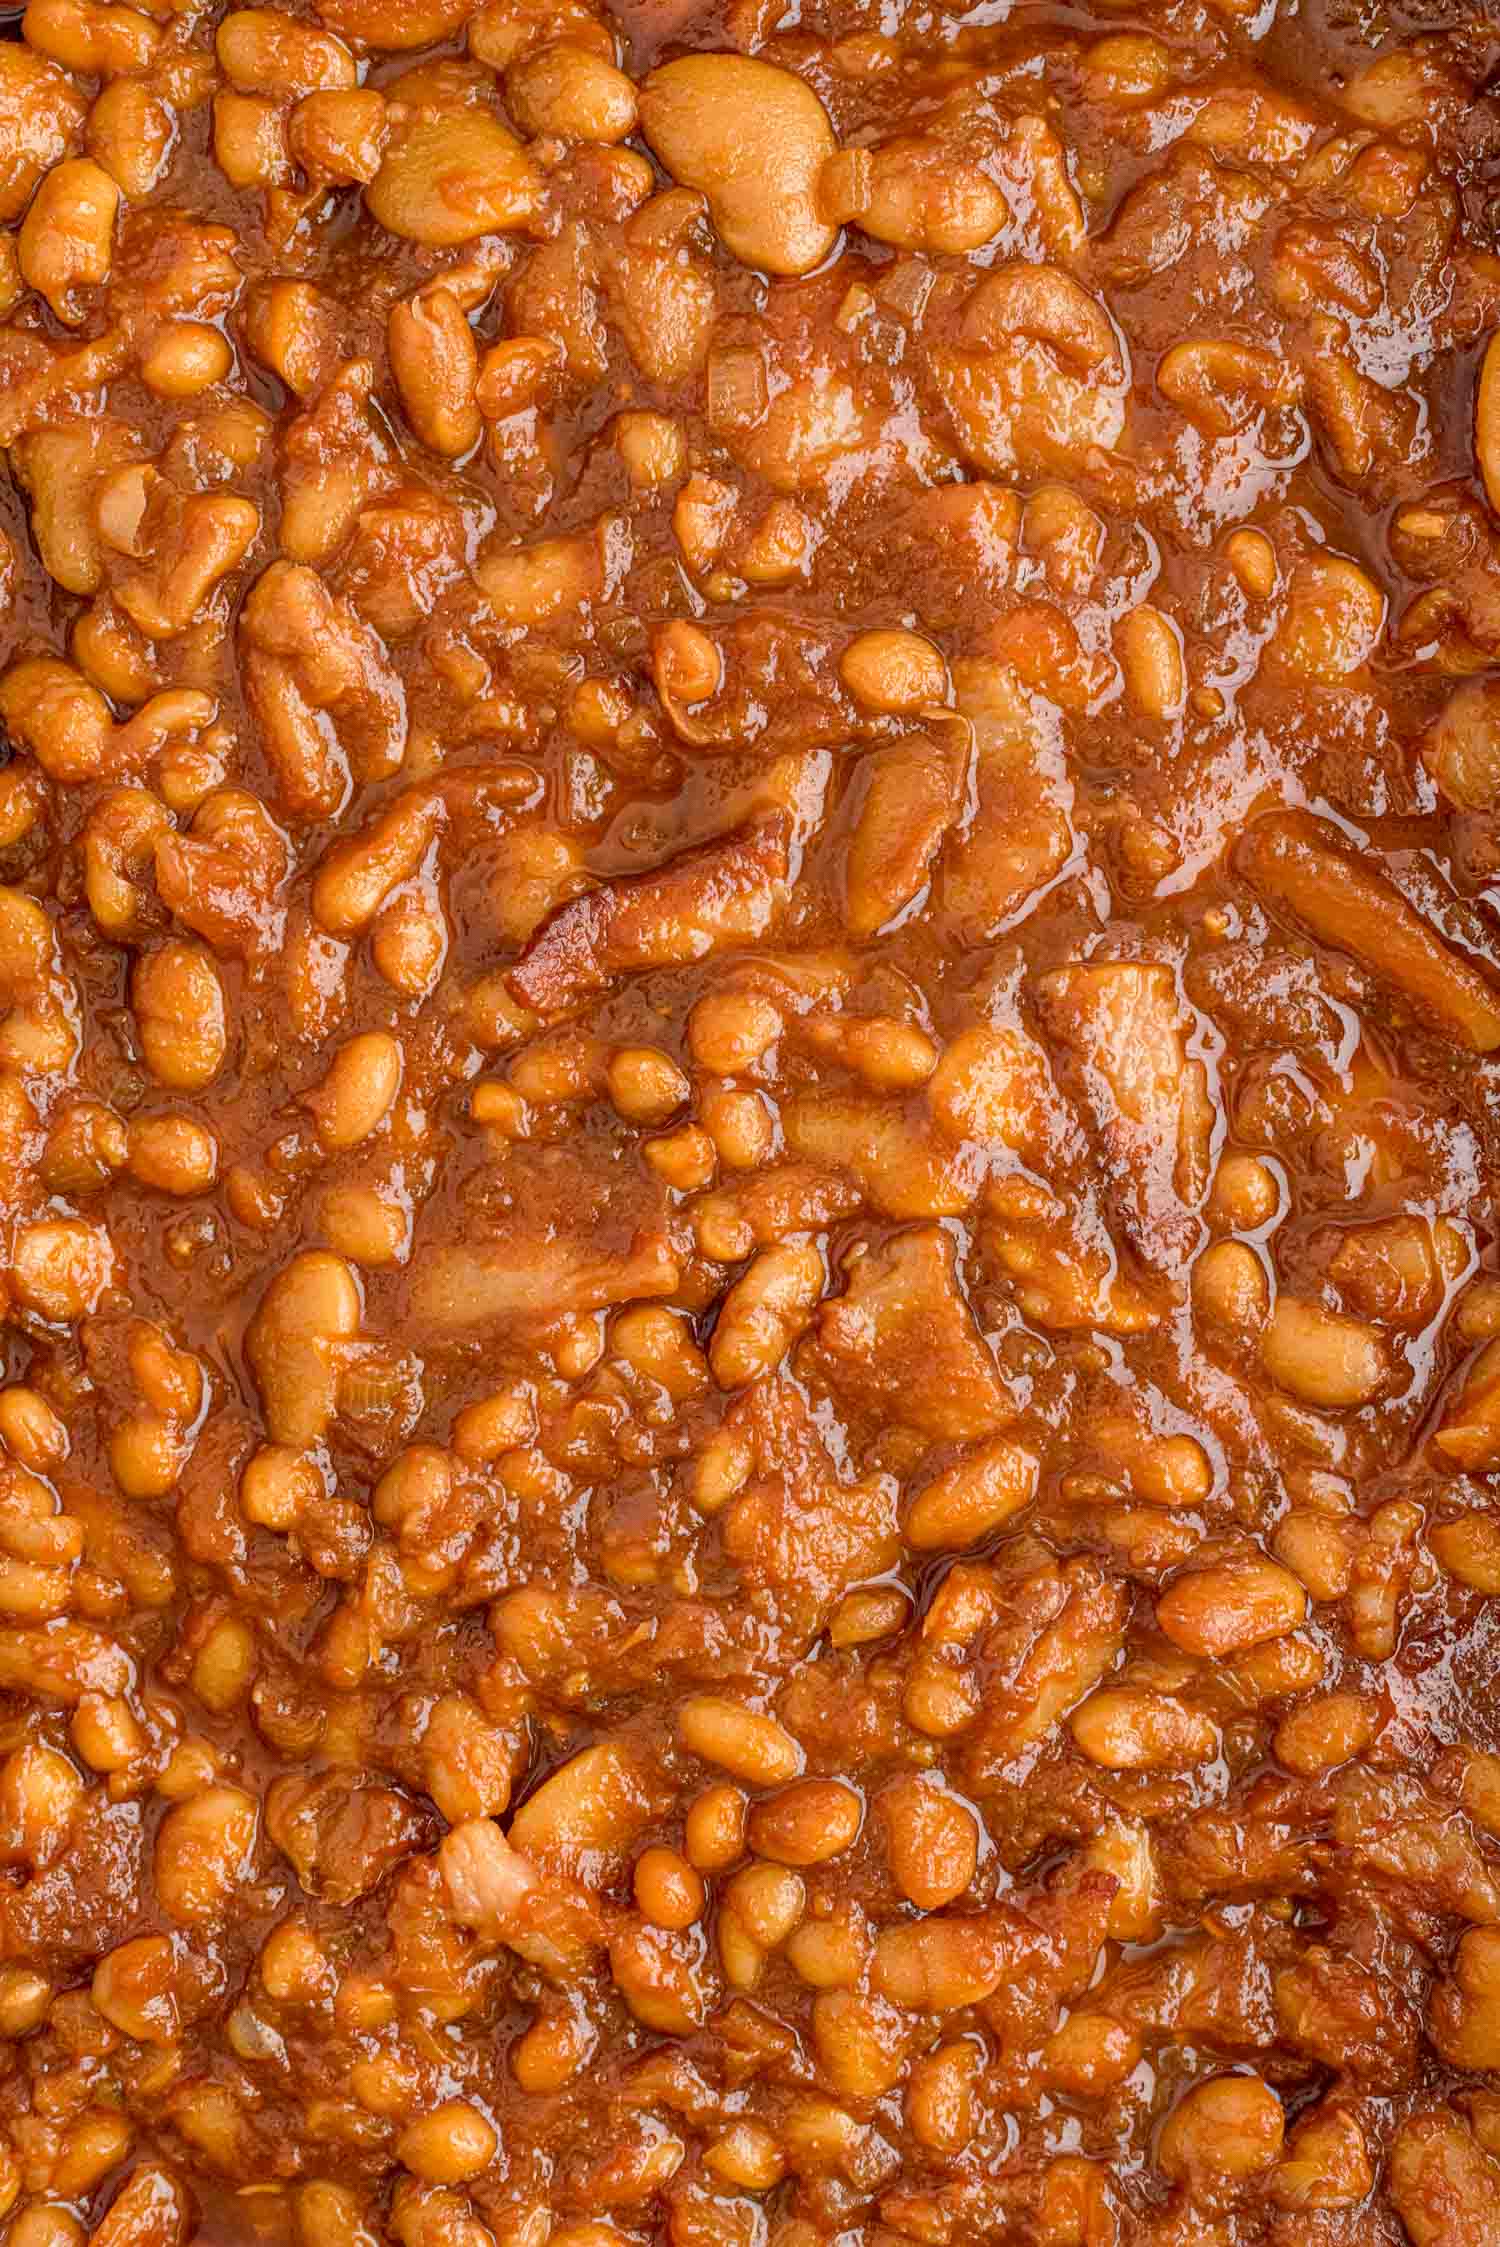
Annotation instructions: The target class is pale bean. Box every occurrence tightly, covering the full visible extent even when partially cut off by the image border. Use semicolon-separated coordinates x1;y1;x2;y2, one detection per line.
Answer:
688;988;782;1075
1116;602;1185;718
839;628;949;714
217;8;355;95
1261;1295;1388;1408
721;1860;804;1961
245;1250;361;1447
709;1242;824;1389
907;2040;979;2154
878;1776;979;1910
1273;1690;1376;1775
683;1782;746;1870
91;1934;179;2043
303;1032;403;1151
389;288;480;458
1;1741;82;1862
89;2170;188;2247
640;55;837;276
12;1219;114;1322
1158;2074;1284;2182
606;1045;689;1125
25;0;159;74
747;1778;861;1866
508;1740;651;1872
87;79;173;199
289;87;387;184
18;156;116;327
128;1115;218;1196
614;412;685;489
1192;1238;1269;1340
634;1845;704;1928
1069;1688;1219;1771
1085;32;1170;100
154;1785;259;1925
906;1436;1038;1550
396;2102;497;2186
1225;526;1277;598
1156;1551;1306;1657
1158;336;1299;437
1208;1150;1280;1229
141;322;233;400
133;944;227;1090
705;2120;784;2192
506;42;638;142
368;107;539;246
1274;556;1385;683
679;1696;803;1786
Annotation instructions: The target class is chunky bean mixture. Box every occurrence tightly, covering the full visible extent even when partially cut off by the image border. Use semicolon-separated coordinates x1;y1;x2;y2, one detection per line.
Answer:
5;0;1500;2240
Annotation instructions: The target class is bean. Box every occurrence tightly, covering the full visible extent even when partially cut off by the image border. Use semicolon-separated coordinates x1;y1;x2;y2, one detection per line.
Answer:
389;288;480;458
1085;32;1170;100
88;78;173;199
218;10;355;93
688;989;782;1076
821;144;1007;257
154;1785;259;1925
747;1778;861;1865
506;42;638;142
508;1740;651;1872
141;323;233;400
91;1934;180;2043
11;1218;114;1321
1225;526;1277;598
133;944;227;1090
640;55;838;276
1208;1150;1279;1229
1046;2010;1141;2095
683;1782;746;1870
709;1242;824;1389
907;2040;979;2154
367;107;539;246
1274;1690;1376;1774
1;1741;82;1863
1069;1688;1219;1771
679;1696;803;1786
840;628;949;713
245;1250;361;1447
1158;336;1299;436
26;0;159;73
1156;1551;1306;1657
878;1776;979;1909
396;2102;497;2185
128;1115;218;1197
705;2121;784;2192
614;412;685;488
1158;2074;1284;2182
633;1846;704;1928
90;2169;188;2247
1192;1238;1269;1340
18;157;117;326
906;1436;1038;1550
1261;1295;1388;1408
720;1860;804;1971
1116;602;1185;718
303;1032;403;1151
321;0;472;41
